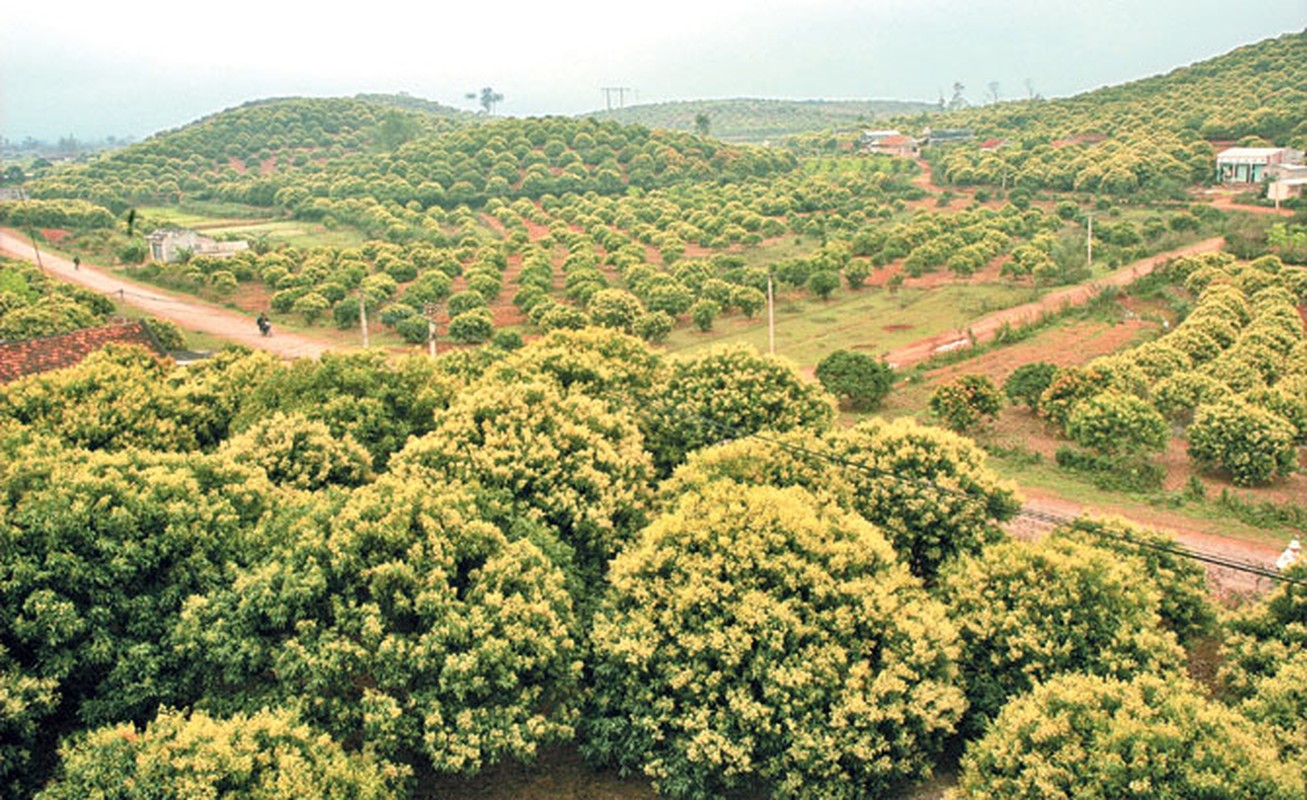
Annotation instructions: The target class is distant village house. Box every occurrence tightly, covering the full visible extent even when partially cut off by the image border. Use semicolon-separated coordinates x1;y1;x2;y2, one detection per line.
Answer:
147;228;249;263
1215;146;1303;184
858;130;919;158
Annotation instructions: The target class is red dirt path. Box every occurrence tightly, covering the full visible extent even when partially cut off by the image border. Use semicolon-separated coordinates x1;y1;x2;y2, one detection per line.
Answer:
881;237;1225;369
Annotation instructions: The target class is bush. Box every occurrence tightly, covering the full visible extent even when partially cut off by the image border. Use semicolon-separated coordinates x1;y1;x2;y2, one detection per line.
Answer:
1002;361;1056;412
949;672;1302;800
814;349;893;411
1187;398;1297;486
585;482;965;800
447;308;494;343
929;374;1003;431
37;707;408;800
941;537;1185;733
1065;389;1169;456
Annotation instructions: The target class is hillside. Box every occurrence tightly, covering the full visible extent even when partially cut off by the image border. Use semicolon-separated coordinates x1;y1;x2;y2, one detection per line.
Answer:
587;97;938;142
899;30;1307;196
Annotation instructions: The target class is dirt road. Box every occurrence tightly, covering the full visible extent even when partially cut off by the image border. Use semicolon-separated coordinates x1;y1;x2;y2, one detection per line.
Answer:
883;237;1226;369
0;229;330;359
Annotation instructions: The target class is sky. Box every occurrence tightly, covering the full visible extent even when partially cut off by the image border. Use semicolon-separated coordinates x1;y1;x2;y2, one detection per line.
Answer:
2;0;1303;143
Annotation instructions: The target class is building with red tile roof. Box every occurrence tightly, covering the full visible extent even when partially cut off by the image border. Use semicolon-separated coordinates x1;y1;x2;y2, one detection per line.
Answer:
0;319;165;383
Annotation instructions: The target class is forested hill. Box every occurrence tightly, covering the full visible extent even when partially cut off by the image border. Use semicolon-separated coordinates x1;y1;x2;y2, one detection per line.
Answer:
900;30;1307;195
911;30;1306;144
587;98;938;142
30;108;797;214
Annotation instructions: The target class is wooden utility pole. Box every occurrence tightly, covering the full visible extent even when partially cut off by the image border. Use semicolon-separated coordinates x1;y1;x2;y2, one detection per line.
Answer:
359;292;369;348
1087;214;1094;267
424;303;439;358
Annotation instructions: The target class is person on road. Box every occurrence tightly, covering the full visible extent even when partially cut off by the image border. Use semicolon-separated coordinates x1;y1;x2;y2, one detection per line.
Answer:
1275;539;1300;571
73;256;80;271
256;312;271;336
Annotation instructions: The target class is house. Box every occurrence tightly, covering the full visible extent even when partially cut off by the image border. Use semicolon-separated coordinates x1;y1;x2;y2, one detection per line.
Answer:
871;135;920;158
977;138;1009;151
922;128;973;147
1267;163;1307;203
0;320;165;383
1215;147;1303;184
146;228;249;263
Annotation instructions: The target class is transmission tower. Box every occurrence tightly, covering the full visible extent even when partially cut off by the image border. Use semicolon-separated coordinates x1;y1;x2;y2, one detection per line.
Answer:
601;87;633;110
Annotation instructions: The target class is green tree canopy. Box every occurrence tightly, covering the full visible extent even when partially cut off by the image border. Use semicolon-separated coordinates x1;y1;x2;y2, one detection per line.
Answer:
173;476;581;773
584;482;965;799
941;537;1186;734
949;672;1303;800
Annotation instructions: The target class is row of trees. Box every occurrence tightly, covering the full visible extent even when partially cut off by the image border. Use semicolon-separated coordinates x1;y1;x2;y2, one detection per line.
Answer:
1;328;1301;798
940;253;1307;486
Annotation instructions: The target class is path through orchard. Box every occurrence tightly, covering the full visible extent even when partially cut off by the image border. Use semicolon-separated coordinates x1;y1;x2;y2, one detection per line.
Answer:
0;228;330;359
880;236;1226;369
2;228;1291;591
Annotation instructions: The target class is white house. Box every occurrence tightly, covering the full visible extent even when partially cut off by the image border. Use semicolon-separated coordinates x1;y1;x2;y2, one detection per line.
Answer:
1215;147;1303;184
146;229;249;263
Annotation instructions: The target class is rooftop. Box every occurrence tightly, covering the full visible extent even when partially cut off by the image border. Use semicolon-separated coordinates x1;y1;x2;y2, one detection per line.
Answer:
0;320;165;383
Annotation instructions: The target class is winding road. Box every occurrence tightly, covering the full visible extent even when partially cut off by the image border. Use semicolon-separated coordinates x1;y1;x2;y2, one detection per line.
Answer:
0;229;329;359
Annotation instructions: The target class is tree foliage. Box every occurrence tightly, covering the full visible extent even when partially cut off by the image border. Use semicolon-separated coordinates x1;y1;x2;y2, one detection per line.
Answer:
929;374;1004;432
1187;398;1298;486
949;672;1303;800
814;349;893;411
584;482;965;799
941;537;1186;734
36;707;408;800
173;476;581;773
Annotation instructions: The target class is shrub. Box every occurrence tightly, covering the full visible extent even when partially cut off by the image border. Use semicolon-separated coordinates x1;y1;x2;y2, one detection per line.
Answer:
585;483;965;800
814;349;893;411
949;672;1302;800
37;707;407;800
929;374;1003;431
1187;398;1297;486
1002;361;1056;412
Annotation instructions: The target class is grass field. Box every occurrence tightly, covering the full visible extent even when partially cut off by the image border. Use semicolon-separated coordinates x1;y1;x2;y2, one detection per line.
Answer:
662;282;1039;366
138;204;367;248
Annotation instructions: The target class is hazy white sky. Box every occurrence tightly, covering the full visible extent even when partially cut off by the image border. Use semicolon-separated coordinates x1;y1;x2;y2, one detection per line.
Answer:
2;0;1303;141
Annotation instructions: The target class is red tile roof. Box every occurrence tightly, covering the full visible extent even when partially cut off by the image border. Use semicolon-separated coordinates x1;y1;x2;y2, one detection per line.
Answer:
0;320;165;383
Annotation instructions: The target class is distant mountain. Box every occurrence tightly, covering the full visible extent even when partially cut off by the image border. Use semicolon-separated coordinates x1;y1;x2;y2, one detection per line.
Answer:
586;98;938;143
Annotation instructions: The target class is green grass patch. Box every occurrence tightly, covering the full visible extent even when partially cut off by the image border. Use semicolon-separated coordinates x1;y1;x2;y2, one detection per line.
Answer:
987;454;1301;548
662;282;1038;366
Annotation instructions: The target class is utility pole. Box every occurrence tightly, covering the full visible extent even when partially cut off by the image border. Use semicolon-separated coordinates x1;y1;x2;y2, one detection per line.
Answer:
424;303;439;358
358;291;370;349
1086;214;1094;268
767;271;776;356
601;87;633;110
